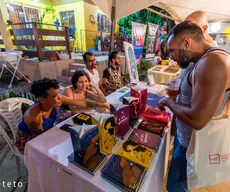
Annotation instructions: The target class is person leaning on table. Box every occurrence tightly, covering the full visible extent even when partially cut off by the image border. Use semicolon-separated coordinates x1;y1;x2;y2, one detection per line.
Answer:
158;21;230;192
15;78;110;150
170;10;218;137
63;70;107;114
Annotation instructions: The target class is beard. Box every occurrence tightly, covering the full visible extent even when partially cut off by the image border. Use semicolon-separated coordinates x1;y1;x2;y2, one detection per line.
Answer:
115;61;120;66
178;49;192;69
90;64;96;69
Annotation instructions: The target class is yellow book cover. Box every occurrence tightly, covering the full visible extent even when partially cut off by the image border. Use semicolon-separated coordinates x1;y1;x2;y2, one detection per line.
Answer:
94;114;118;155
117;140;155;169
73;112;98;125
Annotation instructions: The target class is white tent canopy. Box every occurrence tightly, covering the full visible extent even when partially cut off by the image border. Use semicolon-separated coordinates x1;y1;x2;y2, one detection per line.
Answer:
92;0;230;22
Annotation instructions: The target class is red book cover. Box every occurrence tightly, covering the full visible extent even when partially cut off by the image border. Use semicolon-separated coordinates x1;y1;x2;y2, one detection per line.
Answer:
123;97;140;126
130;88;147;115
110;104;130;139
143;108;171;124
129;129;161;151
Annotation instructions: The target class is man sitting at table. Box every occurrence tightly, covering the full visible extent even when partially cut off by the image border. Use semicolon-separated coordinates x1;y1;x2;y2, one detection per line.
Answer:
102;51;125;95
83;52;100;87
16;78;109;150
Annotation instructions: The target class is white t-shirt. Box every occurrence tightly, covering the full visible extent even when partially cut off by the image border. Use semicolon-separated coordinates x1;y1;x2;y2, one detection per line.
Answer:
153;56;161;66
84;68;100;87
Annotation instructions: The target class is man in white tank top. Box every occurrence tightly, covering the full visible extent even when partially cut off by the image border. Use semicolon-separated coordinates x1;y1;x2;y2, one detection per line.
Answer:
83;52;100;87
178;11;217;82
159;21;230;192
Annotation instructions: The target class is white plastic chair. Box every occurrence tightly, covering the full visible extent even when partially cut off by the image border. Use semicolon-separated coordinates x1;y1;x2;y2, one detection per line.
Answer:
0;51;31;88
0;123;24;177
0;97;34;177
0;98;34;143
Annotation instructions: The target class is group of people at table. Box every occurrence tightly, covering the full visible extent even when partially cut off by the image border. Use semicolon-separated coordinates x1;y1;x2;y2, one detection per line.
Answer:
15;51;125;149
14;10;230;192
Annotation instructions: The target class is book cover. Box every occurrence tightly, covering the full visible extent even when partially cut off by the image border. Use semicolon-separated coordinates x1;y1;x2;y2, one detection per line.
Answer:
143;108;171;124
68;125;107;175
137;118;167;137
72;112;98;125
110;104;130;139
130;88;147;115
128;129;161;152
101;154;146;192
95;114;118;155
146;93;165;108
123;97;140;127
117;140;155;169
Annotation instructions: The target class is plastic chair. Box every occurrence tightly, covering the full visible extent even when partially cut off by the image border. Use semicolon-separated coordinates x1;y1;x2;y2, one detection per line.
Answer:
0;98;34;143
0;123;24;177
0;97;34;177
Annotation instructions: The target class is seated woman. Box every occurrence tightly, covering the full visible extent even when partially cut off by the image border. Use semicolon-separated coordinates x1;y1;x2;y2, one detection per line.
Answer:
153;50;162;66
16;78;109;150
63;70;107;113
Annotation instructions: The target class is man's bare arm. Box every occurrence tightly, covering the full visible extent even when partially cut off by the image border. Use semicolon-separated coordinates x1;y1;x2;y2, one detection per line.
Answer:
102;78;117;91
28;121;44;136
159;54;230;130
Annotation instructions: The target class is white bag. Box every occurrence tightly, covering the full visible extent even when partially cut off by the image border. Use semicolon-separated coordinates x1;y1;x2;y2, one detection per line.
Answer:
186;50;230;189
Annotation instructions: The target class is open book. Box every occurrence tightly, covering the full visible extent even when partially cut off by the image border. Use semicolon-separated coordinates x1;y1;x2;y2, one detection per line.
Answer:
68;124;107;175
116;139;155;169
101;154;146;192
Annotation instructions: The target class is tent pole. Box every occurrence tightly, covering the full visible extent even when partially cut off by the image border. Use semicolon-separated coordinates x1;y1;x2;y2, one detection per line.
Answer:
108;0;116;66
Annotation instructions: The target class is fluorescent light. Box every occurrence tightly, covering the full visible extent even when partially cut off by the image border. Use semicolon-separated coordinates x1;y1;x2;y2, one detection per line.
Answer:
211;22;221;33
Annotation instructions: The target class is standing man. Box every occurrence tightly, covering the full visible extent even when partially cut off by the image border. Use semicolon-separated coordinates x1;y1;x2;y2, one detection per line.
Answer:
159;21;230;192
185;11;217;46
102;51;125;95
83;52;100;88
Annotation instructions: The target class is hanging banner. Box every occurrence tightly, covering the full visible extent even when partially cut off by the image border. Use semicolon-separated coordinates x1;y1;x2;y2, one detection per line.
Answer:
146;23;159;58
124;41;139;82
132;22;147;64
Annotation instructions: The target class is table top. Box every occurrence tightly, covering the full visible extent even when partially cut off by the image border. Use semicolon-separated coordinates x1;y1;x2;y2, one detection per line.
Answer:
24;82;170;192
0;51;23;56
148;65;181;76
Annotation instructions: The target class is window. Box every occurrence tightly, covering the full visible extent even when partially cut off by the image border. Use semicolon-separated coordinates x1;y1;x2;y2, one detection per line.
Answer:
97;13;110;32
60;11;75;28
7;4;39;24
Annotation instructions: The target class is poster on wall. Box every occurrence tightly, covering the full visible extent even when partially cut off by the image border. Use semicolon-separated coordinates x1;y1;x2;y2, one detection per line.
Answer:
146;23;159;58
132;22;147;64
124;41;139;82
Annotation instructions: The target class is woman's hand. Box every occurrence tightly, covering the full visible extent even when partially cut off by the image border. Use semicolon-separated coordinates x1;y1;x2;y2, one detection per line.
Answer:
88;82;97;90
98;102;110;110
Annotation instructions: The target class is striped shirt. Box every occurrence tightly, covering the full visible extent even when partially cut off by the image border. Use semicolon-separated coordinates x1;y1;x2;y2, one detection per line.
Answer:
176;48;230;148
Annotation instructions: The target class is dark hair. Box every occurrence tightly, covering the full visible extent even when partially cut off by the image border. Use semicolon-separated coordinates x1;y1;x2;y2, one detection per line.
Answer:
71;70;90;89
160;40;169;59
109;51;118;63
122;140;147;152
30;78;59;98
83;52;94;62
168;21;204;42
155;50;161;56
104;116;116;135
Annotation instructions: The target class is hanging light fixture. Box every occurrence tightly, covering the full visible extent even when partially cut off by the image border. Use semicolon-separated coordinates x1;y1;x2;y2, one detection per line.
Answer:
211;22;221;33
